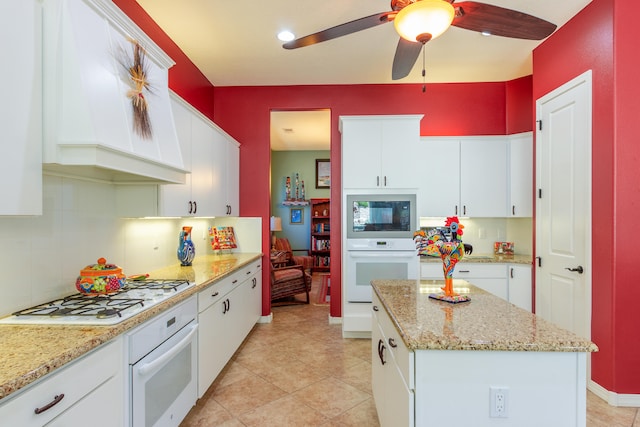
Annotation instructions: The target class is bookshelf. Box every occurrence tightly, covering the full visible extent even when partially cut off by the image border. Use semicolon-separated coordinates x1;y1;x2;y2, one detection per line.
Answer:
310;198;330;272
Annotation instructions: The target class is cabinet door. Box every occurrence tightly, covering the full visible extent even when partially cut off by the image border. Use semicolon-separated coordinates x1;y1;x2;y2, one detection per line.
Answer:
460;138;508;217
341;118;383;188
380;117;420;188
416;138;460;217
197;296;232;397
509;133;533;217
1;0;42;215
160;97;194;217
189;114;217;216
508;264;532;311
226;141;240;215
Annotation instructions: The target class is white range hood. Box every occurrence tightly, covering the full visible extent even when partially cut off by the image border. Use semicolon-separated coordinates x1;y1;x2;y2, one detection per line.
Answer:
42;0;187;184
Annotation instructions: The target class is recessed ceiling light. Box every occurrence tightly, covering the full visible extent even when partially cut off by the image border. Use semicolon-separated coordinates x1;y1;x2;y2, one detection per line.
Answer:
481;31;492;36
277;30;295;42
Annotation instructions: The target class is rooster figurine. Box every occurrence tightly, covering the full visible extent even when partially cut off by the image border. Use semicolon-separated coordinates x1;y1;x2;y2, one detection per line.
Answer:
414;216;472;303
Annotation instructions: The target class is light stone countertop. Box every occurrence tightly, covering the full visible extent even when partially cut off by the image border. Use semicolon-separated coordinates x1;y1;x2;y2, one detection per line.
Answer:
420;253;533;265
372;279;598;353
0;253;262;401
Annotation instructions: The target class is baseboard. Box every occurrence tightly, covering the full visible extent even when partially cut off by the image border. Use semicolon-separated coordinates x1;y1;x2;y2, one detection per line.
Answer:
589;379;640;407
258;313;273;324
328;315;342;325
342;331;371;339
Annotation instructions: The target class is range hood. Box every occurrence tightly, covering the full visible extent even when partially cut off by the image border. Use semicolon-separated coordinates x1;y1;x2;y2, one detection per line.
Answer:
42;0;187;184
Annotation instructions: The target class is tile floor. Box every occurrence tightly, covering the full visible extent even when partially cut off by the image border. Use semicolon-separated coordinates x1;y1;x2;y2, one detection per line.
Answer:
181;274;639;427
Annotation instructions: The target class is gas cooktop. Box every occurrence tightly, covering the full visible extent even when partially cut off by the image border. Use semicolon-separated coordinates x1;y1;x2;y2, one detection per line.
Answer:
0;279;192;326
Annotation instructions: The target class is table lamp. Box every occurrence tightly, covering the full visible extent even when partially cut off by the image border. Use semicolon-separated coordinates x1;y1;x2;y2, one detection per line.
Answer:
270;216;282;249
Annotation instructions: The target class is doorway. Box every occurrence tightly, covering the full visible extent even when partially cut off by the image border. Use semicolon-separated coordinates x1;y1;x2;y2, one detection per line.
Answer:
535;71;592;342
269;109;332;307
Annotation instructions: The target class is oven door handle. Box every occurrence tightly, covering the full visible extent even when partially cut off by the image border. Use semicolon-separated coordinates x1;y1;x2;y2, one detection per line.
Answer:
348;252;415;258
138;323;198;377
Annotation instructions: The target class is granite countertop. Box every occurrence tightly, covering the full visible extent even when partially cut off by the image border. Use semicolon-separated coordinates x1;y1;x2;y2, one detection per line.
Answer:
420;253;533;265
0;252;262;401
372;279;598;353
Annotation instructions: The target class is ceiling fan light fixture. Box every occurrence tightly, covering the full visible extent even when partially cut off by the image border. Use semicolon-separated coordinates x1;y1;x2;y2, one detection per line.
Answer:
277;30;295;42
393;0;455;43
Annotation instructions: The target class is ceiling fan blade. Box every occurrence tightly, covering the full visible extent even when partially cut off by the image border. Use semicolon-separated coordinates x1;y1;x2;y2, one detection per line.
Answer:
283;12;393;49
392;38;422;80
452;2;557;40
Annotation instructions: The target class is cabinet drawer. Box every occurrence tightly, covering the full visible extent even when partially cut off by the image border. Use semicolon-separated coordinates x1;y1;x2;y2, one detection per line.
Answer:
0;339;122;426
420;263;443;279
372;294;414;389
198;278;236;313
453;263;507;278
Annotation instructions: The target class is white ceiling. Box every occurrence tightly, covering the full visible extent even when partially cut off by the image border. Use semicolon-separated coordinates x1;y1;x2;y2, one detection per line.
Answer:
135;0;591;149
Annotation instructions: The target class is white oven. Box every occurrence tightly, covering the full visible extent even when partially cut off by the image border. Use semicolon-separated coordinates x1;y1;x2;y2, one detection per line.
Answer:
346;238;418;302
128;295;198;427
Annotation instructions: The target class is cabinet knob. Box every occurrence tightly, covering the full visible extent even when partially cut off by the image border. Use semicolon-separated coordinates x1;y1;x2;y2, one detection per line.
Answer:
388;338;397;348
373;305;379;312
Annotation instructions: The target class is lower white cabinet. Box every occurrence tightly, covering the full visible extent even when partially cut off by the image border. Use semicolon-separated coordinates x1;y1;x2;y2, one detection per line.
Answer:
508;264;532;311
0;339;123;426
421;262;508;301
372;296;414;427
420;262;531;310
197;260;262;397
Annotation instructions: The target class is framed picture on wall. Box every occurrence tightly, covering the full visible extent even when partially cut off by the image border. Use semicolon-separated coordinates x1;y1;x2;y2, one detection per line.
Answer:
316;159;330;189
290;208;303;224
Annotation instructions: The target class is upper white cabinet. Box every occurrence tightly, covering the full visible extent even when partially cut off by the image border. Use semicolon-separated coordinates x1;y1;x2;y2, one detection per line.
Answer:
0;0;42;215
159;94;240;217
41;0;187;184
417;137;508;217
341;115;423;189
508;132;533;217
118;94;240;218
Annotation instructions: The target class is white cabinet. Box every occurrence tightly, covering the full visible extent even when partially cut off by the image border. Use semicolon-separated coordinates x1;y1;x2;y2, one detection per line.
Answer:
159;95;239;217
197;260;261;397
340;115;422;189
508;264;532;311
119;94;240;218
508;132;533;217
417;137;509;217
0;0;42;215
421;262;508;301
0;339;123;426
372;294;414;427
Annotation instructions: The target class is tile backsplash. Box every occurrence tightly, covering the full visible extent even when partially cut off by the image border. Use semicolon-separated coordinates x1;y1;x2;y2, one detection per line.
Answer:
0;175;261;317
420;217;532;255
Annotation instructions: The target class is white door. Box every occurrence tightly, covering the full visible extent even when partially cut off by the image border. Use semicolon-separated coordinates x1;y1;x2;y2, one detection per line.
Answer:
535;71;592;341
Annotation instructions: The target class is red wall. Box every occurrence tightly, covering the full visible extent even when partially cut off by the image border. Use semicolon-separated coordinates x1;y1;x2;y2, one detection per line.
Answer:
534;0;640;394
212;83;529;317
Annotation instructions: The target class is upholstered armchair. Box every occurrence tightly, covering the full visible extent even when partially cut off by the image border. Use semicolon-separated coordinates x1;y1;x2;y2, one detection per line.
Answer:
270;261;312;304
274;237;314;272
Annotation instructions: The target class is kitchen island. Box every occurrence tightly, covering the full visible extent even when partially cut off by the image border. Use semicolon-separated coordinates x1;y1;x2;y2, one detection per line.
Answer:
371;279;597;427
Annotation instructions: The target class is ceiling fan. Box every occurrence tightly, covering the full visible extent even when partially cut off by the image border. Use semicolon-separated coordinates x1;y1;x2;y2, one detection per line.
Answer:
282;0;557;80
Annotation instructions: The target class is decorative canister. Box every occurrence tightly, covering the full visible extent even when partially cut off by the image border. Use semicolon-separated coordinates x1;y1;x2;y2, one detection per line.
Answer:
177;226;195;266
75;258;126;295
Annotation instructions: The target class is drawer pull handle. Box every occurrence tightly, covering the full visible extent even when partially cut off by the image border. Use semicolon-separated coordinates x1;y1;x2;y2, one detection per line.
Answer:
211;291;219;298
35;394;65;414
373;306;379;312
458;270;470;273
251;278;257;288
377;339;386;365
388;338;397;348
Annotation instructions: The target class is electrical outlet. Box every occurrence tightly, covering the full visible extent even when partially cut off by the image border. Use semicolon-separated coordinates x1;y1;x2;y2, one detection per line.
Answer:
490;386;509;418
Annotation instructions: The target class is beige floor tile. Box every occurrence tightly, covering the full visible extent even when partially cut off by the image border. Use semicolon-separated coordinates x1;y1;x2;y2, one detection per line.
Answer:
212;374;287;417
257;360;329;393
292;377;371;419
239;394;328;427
180;397;234;427
586;391;638;427
329;397;380;427
330;359;373;395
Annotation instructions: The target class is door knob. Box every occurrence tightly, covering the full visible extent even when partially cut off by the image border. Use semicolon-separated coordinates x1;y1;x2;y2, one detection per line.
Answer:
565;266;584;274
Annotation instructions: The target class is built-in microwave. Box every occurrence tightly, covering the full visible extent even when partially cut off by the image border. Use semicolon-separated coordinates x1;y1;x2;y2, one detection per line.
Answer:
346;193;417;239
